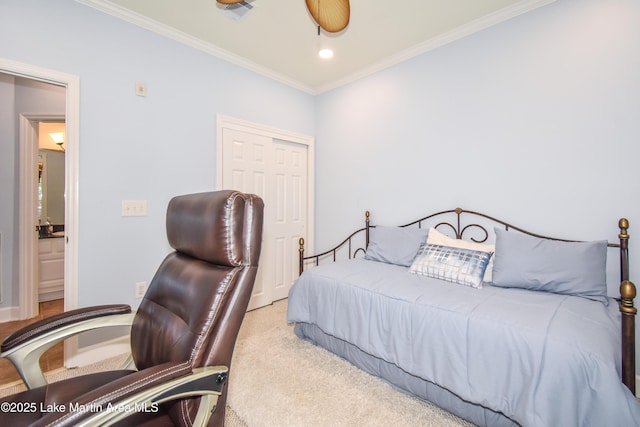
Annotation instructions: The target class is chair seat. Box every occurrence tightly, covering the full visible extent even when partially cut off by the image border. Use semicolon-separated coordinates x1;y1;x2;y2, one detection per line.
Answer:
109;409;176;427
0;370;134;425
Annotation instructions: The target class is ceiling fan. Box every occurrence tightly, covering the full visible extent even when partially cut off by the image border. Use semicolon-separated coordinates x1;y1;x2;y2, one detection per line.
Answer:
216;0;350;33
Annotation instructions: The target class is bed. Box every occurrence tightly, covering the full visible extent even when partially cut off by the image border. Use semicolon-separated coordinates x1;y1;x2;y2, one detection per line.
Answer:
286;208;639;427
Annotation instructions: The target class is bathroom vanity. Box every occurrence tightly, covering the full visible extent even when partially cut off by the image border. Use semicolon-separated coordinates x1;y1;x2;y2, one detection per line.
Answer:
38;233;64;302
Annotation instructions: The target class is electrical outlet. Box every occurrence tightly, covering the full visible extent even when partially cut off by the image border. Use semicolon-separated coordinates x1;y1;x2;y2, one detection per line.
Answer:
135;281;147;298
121;200;148;217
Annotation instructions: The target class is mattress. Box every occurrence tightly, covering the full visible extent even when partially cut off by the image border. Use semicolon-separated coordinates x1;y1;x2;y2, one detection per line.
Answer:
287;259;640;427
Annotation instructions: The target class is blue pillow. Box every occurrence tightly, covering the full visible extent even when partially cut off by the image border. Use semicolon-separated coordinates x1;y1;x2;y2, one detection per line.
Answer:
365;226;428;267
492;228;608;303
408;243;493;289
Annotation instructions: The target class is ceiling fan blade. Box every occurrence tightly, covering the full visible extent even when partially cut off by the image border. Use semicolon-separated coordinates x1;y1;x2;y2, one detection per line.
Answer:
306;0;350;33
217;0;244;4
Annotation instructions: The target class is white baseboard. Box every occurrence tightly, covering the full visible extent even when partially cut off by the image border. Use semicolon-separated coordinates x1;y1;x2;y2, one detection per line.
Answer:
64;334;130;368
0;306;19;322
38;290;65;303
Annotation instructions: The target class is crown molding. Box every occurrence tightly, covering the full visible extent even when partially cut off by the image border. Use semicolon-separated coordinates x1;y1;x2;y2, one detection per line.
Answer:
76;0;555;96
314;0;556;94
75;0;316;94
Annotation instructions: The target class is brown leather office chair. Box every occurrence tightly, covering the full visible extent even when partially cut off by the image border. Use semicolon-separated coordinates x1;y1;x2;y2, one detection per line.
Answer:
0;190;264;426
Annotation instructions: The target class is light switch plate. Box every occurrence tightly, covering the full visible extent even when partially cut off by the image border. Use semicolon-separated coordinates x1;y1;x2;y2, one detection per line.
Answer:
121;200;147;217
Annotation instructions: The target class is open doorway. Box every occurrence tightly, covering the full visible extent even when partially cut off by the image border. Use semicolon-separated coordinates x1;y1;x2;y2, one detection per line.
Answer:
0;58;80;367
36;120;66;303
17;96;65;321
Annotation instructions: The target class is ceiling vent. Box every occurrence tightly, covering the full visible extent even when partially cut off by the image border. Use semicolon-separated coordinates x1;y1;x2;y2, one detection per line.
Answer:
218;1;256;21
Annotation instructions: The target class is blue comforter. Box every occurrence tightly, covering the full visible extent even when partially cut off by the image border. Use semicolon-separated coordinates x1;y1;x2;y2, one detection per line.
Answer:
287;259;640;426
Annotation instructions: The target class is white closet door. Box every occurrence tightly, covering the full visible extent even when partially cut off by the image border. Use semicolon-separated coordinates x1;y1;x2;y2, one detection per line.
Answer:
221;128;308;310
271;139;307;301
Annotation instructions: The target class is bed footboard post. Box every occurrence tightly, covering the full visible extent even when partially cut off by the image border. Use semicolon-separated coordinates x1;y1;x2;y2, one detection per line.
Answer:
299;237;305;276
618;218;636;394
365;211;370;249
619;218;630;282
620;280;637;395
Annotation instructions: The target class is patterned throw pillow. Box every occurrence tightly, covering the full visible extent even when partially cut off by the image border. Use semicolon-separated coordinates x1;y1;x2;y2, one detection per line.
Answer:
408;243;493;289
426;227;495;283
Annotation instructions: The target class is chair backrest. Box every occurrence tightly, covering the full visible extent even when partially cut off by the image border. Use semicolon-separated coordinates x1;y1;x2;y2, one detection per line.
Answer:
130;190;263;426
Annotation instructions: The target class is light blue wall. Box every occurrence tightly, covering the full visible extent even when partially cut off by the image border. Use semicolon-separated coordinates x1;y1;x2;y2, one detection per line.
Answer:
0;0;315;310
315;0;640;280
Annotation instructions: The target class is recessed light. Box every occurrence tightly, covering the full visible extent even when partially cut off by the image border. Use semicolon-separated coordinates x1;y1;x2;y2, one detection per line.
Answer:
319;48;334;59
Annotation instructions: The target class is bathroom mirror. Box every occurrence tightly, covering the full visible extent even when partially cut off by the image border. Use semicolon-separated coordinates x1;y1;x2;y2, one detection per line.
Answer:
38;122;65;226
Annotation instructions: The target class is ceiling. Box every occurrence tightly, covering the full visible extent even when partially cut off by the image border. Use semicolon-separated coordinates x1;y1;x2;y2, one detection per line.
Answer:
79;0;555;94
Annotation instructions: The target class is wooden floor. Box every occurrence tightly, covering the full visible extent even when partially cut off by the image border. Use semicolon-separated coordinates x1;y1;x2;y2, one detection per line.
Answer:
0;299;64;387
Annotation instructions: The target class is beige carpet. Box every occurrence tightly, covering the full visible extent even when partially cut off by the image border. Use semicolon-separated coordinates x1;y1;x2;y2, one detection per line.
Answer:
0;300;474;426
228;299;475;427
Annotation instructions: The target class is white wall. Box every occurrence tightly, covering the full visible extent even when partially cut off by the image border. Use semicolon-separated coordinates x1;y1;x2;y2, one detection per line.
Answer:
314;0;640;369
0;0;315;312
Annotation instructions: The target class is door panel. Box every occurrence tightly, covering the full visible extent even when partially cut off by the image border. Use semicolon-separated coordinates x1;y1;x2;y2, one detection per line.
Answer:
221;129;308;310
222;129;272;310
272;140;307;301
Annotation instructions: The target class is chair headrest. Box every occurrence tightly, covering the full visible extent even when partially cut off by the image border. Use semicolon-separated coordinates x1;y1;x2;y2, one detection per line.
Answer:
166;190;262;267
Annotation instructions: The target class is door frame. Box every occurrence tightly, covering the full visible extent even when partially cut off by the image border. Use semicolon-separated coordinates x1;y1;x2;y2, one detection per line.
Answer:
19;113;66;317
1;58;80;359
216;114;315;288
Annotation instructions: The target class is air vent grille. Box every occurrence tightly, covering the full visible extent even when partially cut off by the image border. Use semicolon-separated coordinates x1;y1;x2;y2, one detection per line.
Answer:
218;1;256;21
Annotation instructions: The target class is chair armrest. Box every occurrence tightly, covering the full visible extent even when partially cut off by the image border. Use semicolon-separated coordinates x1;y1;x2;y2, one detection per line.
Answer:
2;305;132;352
1;305;134;389
33;363;229;427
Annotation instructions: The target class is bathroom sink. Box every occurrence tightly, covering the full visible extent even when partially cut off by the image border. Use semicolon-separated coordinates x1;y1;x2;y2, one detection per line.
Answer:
51;231;65;237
